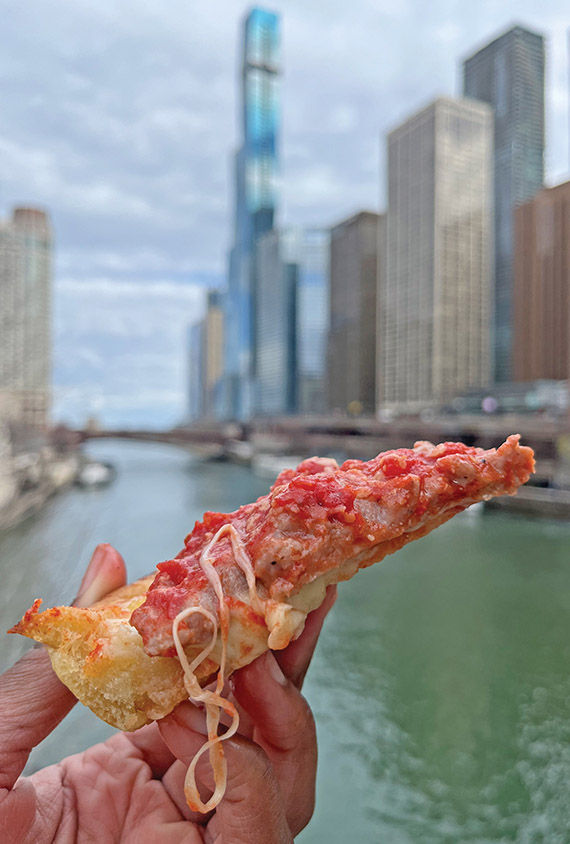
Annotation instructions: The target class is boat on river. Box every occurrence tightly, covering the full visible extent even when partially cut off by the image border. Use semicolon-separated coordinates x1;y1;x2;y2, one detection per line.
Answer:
75;460;116;489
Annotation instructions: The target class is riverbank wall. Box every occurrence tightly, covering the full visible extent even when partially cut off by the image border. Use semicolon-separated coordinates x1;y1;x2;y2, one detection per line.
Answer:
0;448;79;531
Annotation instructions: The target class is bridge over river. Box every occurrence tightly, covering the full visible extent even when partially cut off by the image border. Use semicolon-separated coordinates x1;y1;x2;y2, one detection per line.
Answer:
69;414;570;517
74;413;569;486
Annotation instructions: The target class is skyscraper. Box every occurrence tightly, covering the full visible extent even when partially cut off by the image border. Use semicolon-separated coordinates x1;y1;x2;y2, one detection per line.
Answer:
186;291;225;422
225;7;280;420
187;321;204;421
294;228;330;415
380;98;493;410
327;211;384;416
513;180;570;382
202;290;225;419
0;207;52;430
255;227;329;416
463;25;545;382
255;229;297;415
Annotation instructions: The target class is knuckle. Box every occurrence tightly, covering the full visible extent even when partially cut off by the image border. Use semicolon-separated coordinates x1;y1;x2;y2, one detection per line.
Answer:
227;739;280;799
232;736;273;779
252;744;274;781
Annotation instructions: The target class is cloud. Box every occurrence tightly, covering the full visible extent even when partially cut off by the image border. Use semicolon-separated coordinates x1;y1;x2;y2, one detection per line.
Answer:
57;277;207;299
53;277;206;427
1;1;568;425
2;0;567;278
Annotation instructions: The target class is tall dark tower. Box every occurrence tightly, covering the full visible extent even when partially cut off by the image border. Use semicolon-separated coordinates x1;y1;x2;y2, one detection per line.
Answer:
225;8;280;420
463;25;545;383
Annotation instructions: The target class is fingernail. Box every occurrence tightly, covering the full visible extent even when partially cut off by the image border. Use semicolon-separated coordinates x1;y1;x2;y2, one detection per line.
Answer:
75;544;112;607
265;652;288;686
173;701;209;735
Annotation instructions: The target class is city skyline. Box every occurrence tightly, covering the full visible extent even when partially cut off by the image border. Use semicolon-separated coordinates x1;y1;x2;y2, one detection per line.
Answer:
464;25;545;383
1;3;569;425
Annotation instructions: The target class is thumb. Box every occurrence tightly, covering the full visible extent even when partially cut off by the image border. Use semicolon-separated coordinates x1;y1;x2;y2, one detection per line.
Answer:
210;737;294;844
0;543;126;790
160;704;293;843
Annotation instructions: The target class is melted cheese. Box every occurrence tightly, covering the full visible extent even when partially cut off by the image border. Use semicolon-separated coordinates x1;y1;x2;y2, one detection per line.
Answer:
171;524;255;813
171;522;333;813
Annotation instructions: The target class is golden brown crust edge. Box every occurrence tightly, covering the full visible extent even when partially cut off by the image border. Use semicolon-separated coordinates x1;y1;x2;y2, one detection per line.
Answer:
9;575;274;732
9;577;189;731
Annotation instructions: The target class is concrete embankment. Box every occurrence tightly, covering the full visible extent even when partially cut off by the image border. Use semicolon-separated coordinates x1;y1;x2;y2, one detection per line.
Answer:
485;486;570;519
0;452;79;531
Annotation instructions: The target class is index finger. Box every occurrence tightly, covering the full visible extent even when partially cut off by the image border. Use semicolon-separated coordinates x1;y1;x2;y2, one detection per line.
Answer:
0;649;75;791
231;651;318;835
275;584;337;688
0;544;126;791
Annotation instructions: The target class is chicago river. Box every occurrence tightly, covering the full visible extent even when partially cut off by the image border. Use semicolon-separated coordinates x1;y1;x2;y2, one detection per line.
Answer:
1;440;570;842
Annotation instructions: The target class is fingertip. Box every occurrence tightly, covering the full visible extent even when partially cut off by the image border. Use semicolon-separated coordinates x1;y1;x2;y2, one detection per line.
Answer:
239;650;287;683
158;701;210;766
75;543;127;607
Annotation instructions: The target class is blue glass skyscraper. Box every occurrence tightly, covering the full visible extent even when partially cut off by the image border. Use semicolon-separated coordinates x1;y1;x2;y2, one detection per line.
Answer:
464;25;545;383
225;8;280;420
294;229;330;415
255;227;330;417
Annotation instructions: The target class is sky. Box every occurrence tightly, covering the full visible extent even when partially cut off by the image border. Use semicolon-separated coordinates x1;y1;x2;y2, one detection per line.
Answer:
1;0;569;427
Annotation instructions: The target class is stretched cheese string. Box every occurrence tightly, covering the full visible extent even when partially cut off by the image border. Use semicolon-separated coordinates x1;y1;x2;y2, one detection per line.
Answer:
171;523;261;813
211;523;264;614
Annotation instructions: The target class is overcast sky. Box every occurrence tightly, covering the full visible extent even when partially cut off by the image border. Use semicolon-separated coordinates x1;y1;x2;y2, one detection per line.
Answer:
1;1;568;427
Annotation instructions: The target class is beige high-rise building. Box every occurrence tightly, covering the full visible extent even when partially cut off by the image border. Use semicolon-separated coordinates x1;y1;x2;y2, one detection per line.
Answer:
327;211;384;415
379;97;493;411
0;207;52;430
513;180;570;382
202;290;224;418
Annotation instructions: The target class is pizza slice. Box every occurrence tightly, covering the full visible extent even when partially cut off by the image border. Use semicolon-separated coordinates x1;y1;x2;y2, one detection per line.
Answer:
10;435;534;811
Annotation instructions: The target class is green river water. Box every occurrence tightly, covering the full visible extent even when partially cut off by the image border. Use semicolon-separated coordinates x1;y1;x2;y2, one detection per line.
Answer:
1;440;570;843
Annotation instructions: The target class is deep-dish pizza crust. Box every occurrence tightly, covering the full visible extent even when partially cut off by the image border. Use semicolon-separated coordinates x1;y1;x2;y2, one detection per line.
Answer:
10;436;534;731
10;566;348;730
9;577;184;731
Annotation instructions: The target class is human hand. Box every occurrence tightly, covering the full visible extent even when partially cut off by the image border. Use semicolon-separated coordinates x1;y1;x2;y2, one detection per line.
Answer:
0;544;336;843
